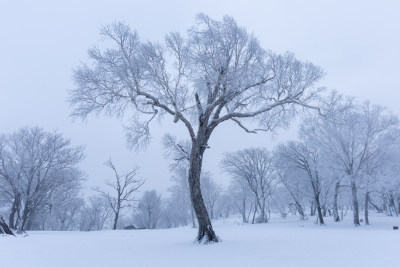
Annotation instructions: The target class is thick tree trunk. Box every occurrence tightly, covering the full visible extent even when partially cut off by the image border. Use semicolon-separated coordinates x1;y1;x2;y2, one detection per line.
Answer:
351;180;360;226
365;192;370;225
190;206;196;228
0;216;15;235
333;181;340;222
315;194;325;225
188;138;219;243
113;211;119;230
9;203;17;229
310;179;324;224
310;200;316;216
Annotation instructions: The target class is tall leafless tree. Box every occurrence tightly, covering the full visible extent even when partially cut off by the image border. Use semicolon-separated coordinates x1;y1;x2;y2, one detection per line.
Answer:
275;142;326;224
222;148;277;223
95;159;144;230
69;14;324;242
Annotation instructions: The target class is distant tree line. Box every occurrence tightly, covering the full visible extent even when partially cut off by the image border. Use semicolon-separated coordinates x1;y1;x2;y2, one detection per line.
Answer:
1;95;399;234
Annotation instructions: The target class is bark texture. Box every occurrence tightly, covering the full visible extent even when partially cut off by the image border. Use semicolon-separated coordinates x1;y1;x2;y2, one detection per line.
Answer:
351;180;360;226
188;134;219;243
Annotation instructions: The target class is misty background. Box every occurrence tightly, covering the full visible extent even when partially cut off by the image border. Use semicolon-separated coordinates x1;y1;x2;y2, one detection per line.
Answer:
1;0;399;194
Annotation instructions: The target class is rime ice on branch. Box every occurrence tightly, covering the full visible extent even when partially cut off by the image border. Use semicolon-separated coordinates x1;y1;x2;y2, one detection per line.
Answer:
69;14;324;243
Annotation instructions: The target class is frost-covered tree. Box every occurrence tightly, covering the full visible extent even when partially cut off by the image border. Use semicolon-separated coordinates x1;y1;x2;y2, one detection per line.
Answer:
78;196;111;231
0;127;85;231
301;102;399;225
222;148;277;223
274;165;307;220
51;198;85;231
200;172;222;220
134;190;162;229
227;174;253;223
95;159;144;230
166;166;195;228
275;141;327;224
69;14;324;242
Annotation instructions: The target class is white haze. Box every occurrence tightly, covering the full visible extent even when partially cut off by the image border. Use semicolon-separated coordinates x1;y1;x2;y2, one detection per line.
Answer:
0;0;399;194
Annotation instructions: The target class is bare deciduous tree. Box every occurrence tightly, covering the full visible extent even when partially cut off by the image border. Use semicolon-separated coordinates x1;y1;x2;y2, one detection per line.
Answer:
275;142;326;224
167;166;196;228
69;14;324;242
228;176;253;223
200;172;222;220
0;127;85;231
134;190;162;229
95;159;144;230
222;148;277;223
301;102;399;225
79;196;111;231
274;167;307;220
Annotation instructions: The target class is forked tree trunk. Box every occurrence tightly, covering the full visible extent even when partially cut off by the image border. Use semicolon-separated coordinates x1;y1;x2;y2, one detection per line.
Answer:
310;179;324;225
351;180;360;226
188;137;219;243
9;193;21;229
333;181;340;222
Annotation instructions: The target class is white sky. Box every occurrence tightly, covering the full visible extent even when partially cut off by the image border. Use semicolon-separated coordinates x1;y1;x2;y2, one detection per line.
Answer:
1;0;399;195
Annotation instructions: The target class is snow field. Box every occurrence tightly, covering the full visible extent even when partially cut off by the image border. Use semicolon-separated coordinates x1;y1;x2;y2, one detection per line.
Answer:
1;213;399;267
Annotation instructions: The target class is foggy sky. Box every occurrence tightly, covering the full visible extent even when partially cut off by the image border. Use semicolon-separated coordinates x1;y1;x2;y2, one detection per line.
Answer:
1;0;399;195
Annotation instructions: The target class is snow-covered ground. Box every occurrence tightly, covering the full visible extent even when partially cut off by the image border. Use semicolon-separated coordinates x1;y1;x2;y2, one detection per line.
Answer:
1;213;399;267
